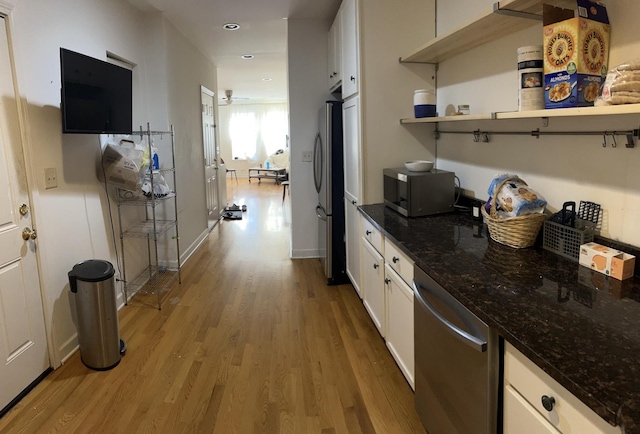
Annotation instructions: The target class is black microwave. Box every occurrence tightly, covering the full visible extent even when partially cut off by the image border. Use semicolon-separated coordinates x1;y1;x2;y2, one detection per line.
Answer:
383;168;455;217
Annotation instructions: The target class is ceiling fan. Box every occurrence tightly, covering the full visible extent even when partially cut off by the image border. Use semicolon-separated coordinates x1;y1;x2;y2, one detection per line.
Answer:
220;89;249;105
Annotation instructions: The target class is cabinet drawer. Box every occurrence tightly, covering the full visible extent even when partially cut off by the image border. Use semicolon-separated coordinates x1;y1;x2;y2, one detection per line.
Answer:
504;343;621;434
384;239;413;287
504;384;560;434
361;216;383;254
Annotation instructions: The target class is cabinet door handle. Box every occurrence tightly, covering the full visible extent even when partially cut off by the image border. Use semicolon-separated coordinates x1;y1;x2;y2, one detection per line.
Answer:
385;278;391;285
392;256;399;263
350;75;356;82
365;230;371;235
541;395;555;411
352;200;357;205
373;263;379;269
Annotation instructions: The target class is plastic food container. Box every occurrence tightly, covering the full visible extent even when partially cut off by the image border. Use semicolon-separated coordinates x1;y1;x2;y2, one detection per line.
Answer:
414;89;436;118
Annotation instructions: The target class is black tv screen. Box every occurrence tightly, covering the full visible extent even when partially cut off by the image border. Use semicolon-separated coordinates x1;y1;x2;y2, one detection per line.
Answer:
60;48;132;134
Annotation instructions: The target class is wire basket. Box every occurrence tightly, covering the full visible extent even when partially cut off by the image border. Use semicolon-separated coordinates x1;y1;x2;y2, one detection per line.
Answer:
482;176;547;249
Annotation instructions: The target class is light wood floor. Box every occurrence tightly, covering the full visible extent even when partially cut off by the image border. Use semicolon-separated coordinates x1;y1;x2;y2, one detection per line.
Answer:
0;178;425;434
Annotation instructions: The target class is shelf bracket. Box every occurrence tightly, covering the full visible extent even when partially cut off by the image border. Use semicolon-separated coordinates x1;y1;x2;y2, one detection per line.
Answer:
627;129;639;148
493;2;543;20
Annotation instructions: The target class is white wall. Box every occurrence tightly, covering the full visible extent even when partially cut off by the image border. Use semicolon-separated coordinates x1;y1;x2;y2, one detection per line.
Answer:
287;18;333;258
164;19;217;262
7;0;216;365
434;0;640;246
359;0;437;204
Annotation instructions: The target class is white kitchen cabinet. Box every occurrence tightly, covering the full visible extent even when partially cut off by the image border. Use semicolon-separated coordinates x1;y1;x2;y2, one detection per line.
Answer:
343;95;360;201
505;384;560;434
340;0;359;99
327;7;342;92
384;264;415;390
361;214;383;254
343;95;361;297
361;236;385;336
345;196;361;298
384;238;413;287
504;342;622;434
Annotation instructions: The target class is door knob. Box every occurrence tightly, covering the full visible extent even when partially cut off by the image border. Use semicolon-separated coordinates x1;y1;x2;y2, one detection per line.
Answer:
373;263;379;269
19;203;29;216
22;227;37;240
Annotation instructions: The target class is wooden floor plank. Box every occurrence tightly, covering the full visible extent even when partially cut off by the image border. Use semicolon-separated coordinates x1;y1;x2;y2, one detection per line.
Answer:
0;179;425;434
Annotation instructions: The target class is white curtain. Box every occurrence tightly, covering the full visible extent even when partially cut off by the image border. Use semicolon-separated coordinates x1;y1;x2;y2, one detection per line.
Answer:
227;103;288;161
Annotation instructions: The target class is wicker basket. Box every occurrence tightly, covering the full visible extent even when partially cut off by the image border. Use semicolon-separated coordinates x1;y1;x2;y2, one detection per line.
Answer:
482;176;547;249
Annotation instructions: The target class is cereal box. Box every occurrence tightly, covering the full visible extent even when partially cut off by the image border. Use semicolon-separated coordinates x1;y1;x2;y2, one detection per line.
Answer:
543;0;610;109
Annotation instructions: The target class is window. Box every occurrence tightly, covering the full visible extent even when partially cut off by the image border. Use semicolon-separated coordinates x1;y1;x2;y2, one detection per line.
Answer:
226;103;288;161
229;112;257;160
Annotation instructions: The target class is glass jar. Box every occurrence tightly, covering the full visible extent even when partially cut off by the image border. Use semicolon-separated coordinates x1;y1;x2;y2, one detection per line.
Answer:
458;104;470;115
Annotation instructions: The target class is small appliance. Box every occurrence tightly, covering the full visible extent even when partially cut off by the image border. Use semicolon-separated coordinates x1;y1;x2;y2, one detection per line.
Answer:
383;167;455;217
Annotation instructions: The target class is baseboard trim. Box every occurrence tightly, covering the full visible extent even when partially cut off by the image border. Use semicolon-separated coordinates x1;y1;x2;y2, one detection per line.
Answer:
290;249;320;259
58;333;79;365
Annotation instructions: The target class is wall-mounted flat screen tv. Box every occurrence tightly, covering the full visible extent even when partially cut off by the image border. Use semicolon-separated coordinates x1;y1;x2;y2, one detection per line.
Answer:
60;48;132;134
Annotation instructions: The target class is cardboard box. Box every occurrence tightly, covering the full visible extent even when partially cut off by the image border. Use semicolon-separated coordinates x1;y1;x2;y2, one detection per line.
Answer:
543;0;610;109
579;242;636;280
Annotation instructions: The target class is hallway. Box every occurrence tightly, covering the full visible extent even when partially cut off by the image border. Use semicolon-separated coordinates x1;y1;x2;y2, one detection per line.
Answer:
0;179;424;433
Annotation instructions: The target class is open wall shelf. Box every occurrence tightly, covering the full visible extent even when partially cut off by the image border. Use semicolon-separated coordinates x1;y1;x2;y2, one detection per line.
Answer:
401;104;640;124
400;0;576;64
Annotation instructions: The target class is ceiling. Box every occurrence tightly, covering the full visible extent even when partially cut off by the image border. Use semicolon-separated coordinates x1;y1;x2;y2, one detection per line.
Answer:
127;0;341;104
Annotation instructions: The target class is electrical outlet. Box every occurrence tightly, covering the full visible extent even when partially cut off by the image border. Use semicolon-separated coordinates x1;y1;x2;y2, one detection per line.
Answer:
44;167;57;189
302;151;312;162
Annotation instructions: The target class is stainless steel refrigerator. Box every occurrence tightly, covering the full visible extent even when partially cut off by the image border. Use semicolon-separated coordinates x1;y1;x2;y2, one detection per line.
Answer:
314;101;347;285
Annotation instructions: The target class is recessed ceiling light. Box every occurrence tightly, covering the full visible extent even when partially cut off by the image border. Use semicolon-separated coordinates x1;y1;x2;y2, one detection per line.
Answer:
241;54;254;60
223;23;240;30
262;78;272;81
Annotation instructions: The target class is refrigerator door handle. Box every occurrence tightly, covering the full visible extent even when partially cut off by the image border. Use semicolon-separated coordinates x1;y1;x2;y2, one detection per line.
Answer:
413;280;487;352
316;205;328;221
313;133;322;193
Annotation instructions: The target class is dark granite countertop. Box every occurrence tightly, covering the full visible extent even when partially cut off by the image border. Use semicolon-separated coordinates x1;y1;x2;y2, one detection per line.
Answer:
360;204;640;433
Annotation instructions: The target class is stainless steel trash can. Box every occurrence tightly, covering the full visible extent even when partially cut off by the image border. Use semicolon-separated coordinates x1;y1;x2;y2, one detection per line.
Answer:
68;260;125;370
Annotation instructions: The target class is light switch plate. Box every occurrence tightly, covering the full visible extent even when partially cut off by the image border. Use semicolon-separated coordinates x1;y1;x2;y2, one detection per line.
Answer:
302;151;312;162
44;167;57;189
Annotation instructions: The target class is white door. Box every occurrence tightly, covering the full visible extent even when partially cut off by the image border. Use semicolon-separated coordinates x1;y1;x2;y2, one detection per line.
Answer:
201;87;218;229
0;15;49;412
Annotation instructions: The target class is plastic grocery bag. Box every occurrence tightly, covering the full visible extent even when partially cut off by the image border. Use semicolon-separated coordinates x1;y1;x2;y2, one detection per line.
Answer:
98;142;145;191
600;58;640;105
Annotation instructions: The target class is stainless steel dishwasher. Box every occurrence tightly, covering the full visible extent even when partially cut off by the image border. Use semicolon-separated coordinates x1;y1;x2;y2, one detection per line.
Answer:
413;265;499;434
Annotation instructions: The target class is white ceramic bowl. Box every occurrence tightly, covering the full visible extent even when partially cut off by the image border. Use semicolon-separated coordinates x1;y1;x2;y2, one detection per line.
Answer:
404;160;434;172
